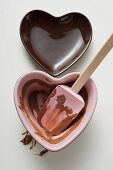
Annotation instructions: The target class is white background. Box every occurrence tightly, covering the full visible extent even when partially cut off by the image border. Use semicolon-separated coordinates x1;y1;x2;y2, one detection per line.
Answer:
0;0;113;169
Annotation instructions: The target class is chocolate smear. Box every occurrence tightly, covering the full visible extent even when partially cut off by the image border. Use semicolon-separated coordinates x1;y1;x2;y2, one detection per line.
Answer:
20;131;36;149
36;149;48;156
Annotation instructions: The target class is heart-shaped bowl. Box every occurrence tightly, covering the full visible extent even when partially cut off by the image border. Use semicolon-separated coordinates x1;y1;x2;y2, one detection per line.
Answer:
14;71;97;151
20;10;92;76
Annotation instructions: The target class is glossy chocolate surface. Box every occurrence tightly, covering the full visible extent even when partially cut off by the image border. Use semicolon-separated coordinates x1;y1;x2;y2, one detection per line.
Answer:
20;10;92;76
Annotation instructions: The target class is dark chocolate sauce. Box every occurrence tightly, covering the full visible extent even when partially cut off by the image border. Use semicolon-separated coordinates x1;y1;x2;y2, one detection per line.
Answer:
20;10;92;75
38;149;48;156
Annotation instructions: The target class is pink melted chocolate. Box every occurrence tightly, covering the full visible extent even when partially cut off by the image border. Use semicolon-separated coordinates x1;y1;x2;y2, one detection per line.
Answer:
19;79;88;144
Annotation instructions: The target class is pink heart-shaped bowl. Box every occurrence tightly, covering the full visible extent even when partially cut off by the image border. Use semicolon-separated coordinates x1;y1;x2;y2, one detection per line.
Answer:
14;71;97;151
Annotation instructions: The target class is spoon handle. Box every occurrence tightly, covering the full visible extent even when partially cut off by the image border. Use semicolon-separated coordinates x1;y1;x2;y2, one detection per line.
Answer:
71;33;113;93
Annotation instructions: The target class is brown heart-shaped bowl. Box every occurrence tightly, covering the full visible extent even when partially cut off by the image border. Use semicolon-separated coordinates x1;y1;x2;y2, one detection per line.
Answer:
20;10;92;76
14;71;97;151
